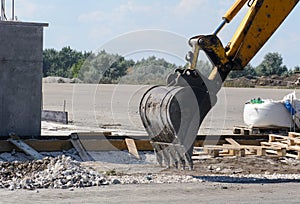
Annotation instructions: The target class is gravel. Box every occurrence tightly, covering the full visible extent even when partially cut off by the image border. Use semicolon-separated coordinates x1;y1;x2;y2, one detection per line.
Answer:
1;151;300;191
0;155;108;190
0;155;203;191
108;174;202;184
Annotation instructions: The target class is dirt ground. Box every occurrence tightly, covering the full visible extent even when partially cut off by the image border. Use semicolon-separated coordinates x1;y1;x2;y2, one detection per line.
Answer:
4;84;299;203
165;156;300;176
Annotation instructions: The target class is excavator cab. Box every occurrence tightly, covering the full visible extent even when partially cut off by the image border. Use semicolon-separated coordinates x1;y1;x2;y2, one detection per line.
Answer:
139;0;299;169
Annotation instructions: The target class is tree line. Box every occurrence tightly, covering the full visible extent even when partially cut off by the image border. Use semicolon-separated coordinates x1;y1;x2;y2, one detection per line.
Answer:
228;52;300;78
43;47;300;84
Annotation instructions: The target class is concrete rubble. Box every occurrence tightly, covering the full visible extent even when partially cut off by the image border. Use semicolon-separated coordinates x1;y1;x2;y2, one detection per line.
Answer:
0;154;202;191
0;155;108;190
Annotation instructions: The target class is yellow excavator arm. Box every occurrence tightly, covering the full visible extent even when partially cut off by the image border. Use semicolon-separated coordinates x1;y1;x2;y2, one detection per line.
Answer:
227;0;298;69
191;0;299;80
139;0;299;169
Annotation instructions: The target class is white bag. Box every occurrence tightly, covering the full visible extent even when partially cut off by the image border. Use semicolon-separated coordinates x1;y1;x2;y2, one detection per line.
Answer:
282;91;300;128
243;99;293;128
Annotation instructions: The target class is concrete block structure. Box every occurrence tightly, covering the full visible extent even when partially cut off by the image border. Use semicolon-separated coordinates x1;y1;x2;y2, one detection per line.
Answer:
0;21;48;137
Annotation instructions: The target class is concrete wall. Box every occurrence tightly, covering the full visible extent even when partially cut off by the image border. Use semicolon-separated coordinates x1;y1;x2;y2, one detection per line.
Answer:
0;21;48;137
42;110;68;124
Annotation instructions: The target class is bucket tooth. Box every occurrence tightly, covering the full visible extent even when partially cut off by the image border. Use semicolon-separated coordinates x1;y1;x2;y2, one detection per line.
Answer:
152;142;163;166
169;146;179;168
160;144;170;168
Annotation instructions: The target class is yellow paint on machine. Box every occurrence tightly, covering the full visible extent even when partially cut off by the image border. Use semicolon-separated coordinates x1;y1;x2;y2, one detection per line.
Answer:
227;0;299;69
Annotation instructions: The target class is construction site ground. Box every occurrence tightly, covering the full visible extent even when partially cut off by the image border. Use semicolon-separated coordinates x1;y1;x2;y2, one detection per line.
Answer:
2;182;300;204
3;83;300;203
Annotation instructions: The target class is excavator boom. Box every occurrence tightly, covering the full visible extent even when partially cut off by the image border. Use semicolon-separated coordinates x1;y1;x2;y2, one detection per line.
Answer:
139;0;299;169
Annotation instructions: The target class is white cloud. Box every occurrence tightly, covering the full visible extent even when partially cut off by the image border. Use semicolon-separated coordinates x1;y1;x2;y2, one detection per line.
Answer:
173;0;209;14
78;0;151;24
77;0;156;45
116;0;150;14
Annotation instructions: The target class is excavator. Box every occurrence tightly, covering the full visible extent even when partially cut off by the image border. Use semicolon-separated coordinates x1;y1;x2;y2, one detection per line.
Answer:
139;0;299;169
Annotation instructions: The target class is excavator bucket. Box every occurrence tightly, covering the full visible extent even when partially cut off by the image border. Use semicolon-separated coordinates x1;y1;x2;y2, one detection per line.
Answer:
139;69;216;169
139;35;228;169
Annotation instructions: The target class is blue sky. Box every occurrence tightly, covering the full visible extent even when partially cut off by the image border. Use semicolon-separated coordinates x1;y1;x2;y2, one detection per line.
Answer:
8;0;300;68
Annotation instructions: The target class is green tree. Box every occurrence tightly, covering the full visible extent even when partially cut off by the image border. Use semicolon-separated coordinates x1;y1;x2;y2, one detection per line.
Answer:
78;50;134;83
70;59;84;78
294;65;300;72
43;47;90;78
255;52;287;76
228;64;256;78
43;48;59;77
57;47;84;77
101;56;135;83
120;56;178;85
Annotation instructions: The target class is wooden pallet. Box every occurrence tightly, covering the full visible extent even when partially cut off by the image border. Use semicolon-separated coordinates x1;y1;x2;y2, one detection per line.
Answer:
233;125;293;135
260;132;300;159
193;145;266;158
193;133;300;159
193;138;266;158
